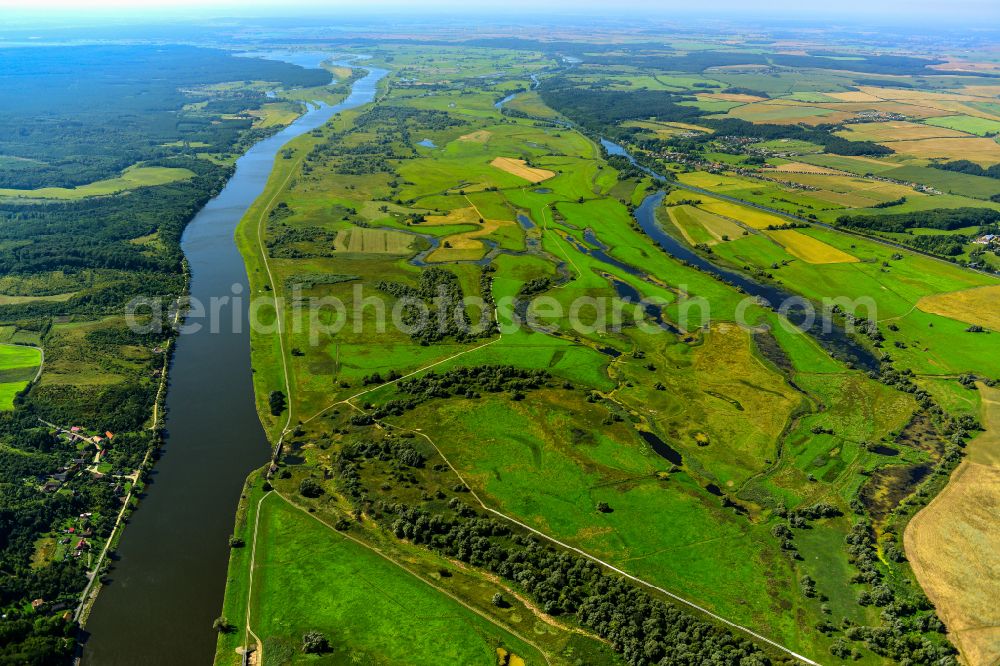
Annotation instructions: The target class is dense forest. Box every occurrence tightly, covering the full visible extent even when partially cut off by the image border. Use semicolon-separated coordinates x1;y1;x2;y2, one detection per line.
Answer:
836;207;1000;233
0;45;329;188
0;45;326;663
539;80;893;156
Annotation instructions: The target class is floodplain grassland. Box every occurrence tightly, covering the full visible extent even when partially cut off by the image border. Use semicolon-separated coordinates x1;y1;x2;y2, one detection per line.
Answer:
216;482;555;666
220;40;1000;666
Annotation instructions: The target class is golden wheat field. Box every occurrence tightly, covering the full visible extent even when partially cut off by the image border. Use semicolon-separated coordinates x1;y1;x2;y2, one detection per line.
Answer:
917;284;1000;331
489;157;555;183
880;137;1000;165
905;383;1000;666
766;229;859;264
837;121;972;142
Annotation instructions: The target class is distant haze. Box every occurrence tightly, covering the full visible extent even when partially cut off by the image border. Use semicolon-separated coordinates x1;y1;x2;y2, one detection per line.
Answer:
2;0;999;25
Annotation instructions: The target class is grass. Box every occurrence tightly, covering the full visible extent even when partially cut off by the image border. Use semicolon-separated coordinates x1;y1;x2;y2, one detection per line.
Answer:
923;114;1000;137
223;44;999;666
667;205;724;244
0;344;41;410
916;284;1000;332
0;165;195;200
239;492;547;665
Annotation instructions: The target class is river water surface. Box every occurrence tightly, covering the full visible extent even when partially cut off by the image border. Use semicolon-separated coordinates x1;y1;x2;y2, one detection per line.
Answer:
81;58;386;665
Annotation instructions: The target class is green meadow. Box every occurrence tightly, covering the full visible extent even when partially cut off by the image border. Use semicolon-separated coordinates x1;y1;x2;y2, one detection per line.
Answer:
0;344;41;409
222;42;990;666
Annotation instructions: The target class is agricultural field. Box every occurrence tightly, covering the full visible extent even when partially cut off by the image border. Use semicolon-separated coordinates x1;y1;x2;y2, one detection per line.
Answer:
221;38;1000;666
905;383;1000;666
0;343;41;409
916;285;1000;332
216;486;555;665
0;165;195;201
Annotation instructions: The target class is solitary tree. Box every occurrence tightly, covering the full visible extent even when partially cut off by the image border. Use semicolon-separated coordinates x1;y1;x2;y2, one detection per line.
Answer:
299;477;323;498
302;631;330;654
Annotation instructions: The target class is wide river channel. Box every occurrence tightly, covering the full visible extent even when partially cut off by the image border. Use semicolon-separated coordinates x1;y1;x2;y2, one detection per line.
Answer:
82;55;387;665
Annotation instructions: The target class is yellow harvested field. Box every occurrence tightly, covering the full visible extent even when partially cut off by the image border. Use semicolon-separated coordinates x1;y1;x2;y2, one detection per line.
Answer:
333;228;415;254
818;101;947;119
622;120;686;138
931;60;1000;74
961;85;1000;98
458;130;492;143
697;200;789;230
328;66;354;80
766;230;858;264
882;137;1000;165
661;121;712;133
917;284;1000;331
489;157;554;183
667;205;746;245
905;383;1000;666
917;100;1000;122
426;219;514;262
837;121;971;142
766;173;918;208
702;92;766;103
768;162;847;175
826;91;884;102
422;206;480;225
858;86;987;103
726;100;854;125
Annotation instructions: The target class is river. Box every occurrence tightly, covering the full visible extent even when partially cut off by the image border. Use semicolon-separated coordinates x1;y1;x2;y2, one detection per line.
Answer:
602;139;879;372
81;57;387;665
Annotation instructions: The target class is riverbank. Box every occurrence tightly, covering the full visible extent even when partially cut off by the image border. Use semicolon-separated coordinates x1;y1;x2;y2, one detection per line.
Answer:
79;56;365;666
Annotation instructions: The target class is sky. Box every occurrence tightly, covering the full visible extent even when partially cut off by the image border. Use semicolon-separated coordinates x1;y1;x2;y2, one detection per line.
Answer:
1;0;997;20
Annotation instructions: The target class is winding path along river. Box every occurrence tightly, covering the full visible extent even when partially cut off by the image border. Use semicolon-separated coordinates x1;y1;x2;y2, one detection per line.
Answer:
81;57;386;665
